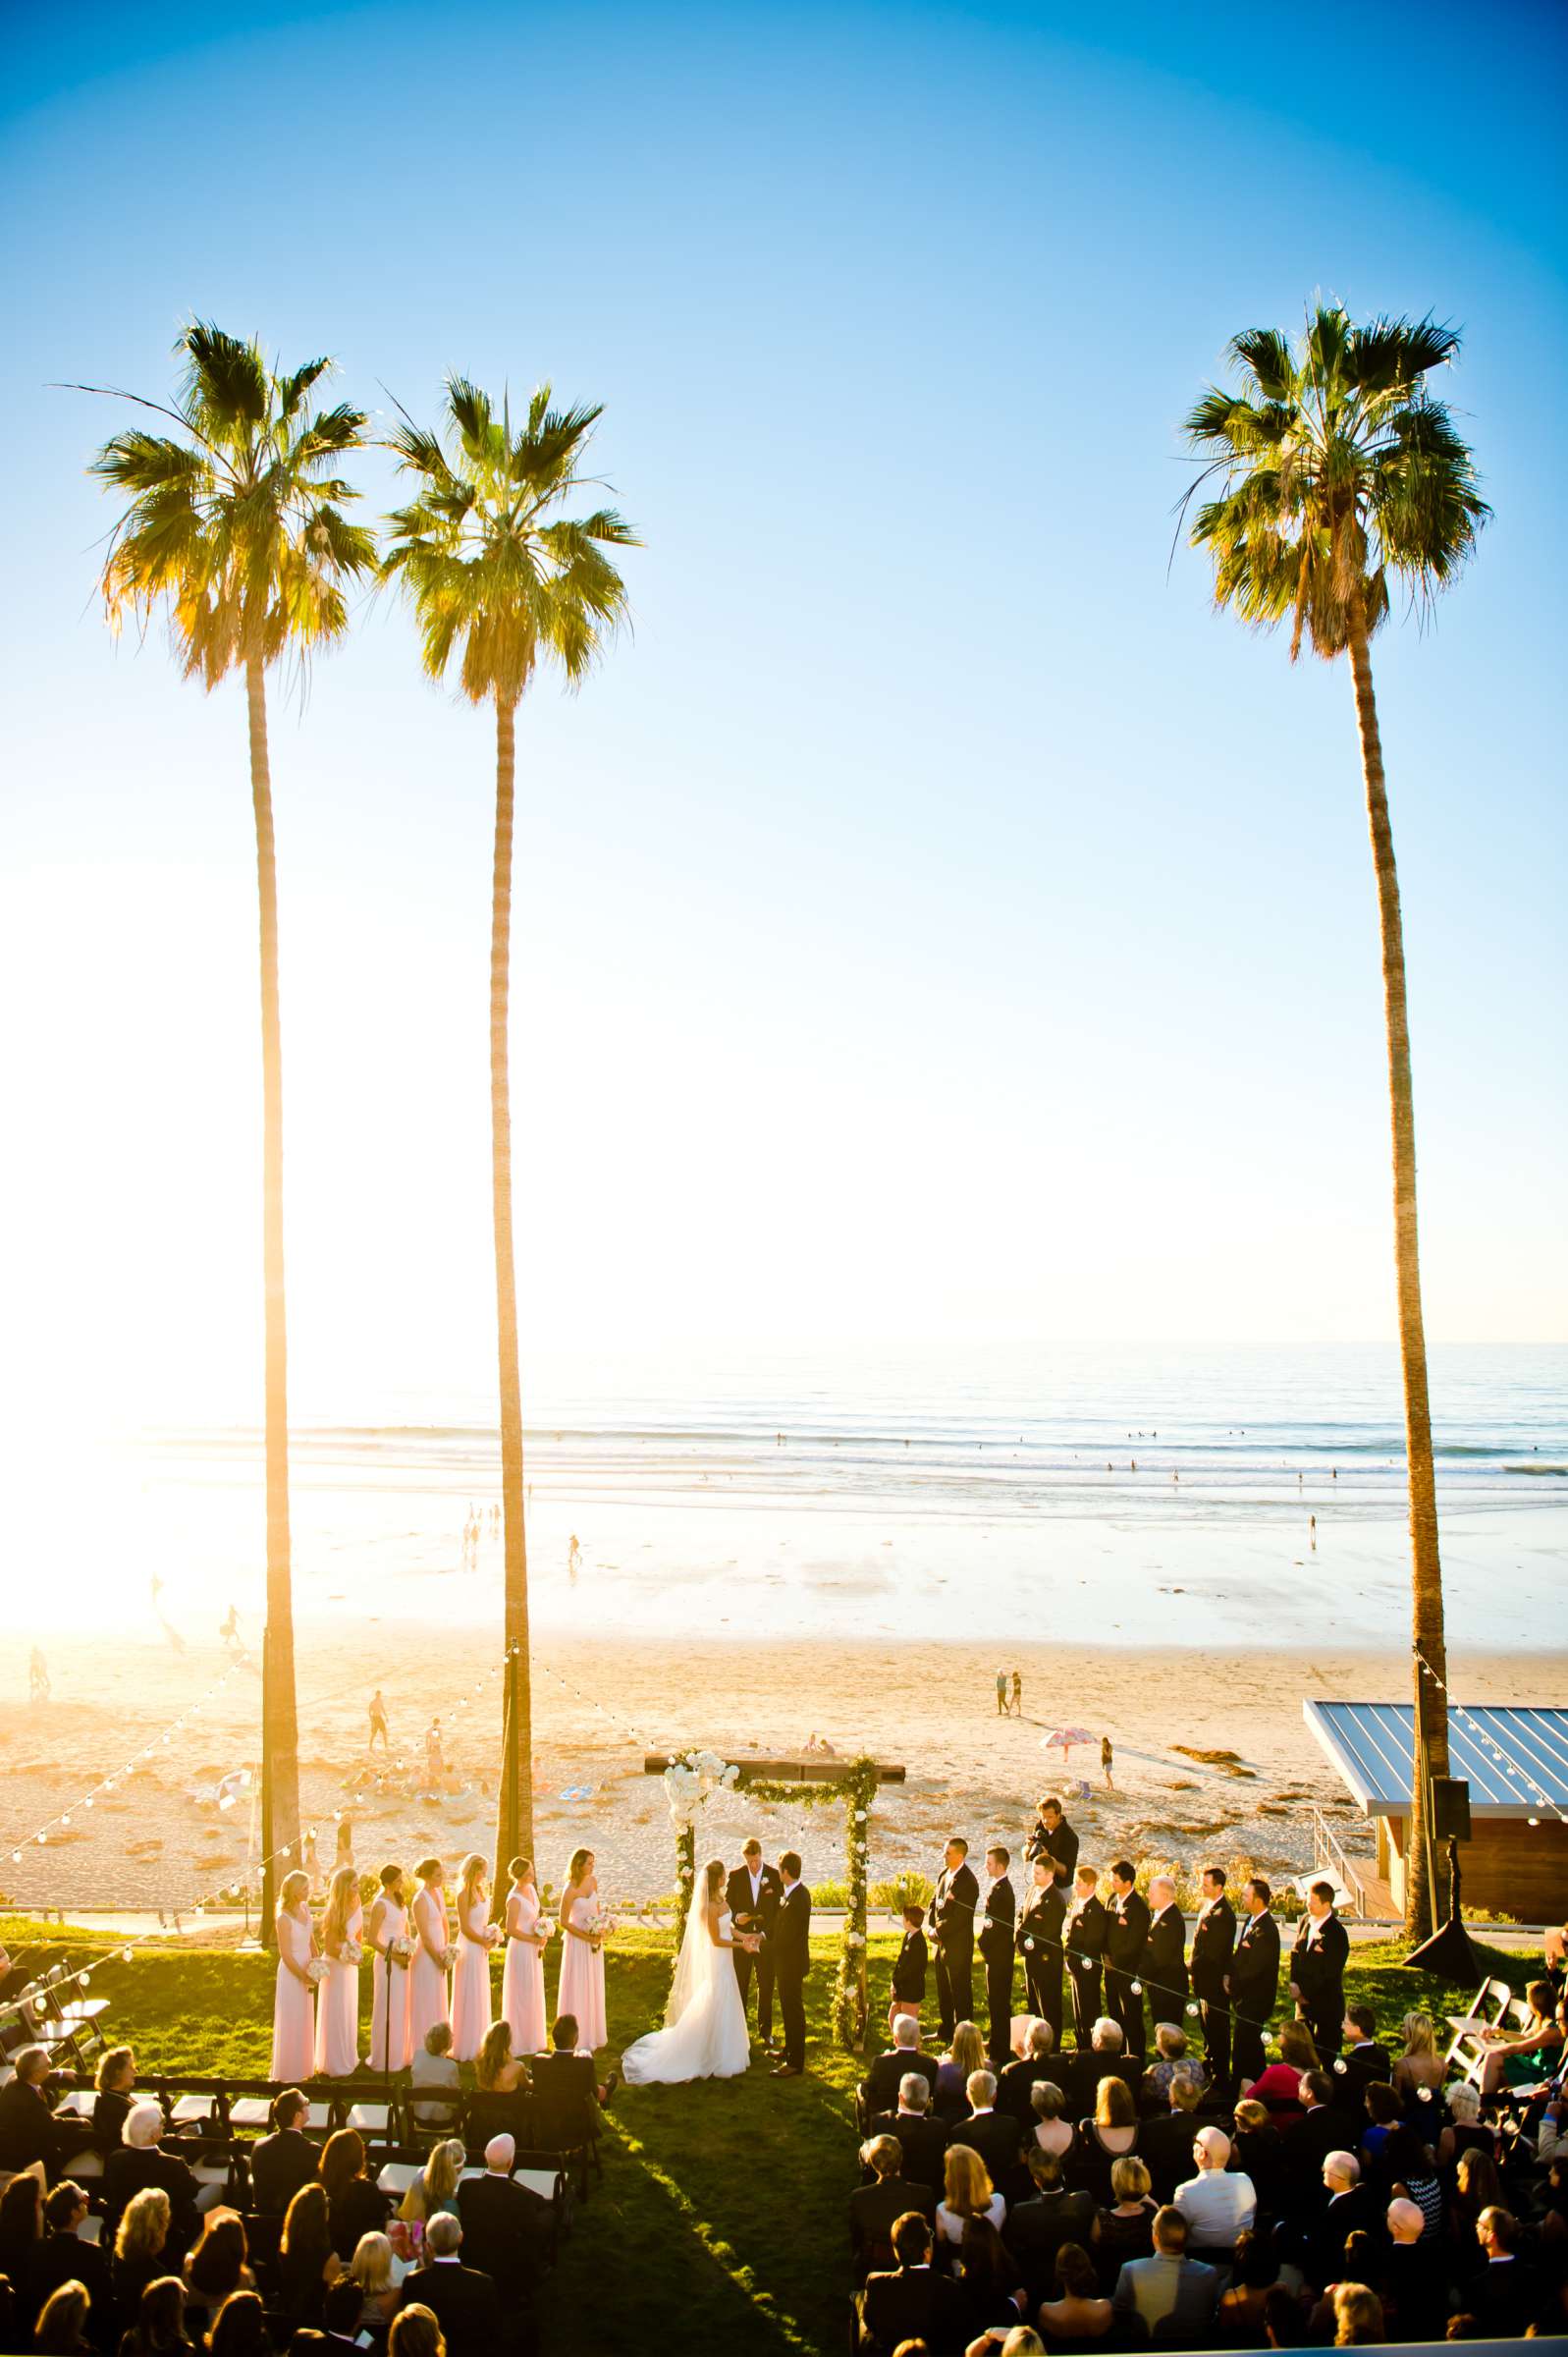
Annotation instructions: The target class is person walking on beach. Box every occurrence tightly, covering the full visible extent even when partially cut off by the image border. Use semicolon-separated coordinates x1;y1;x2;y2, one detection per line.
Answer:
1010;1671;1023;1717
28;1648;50;1703
995;1670;1008;1716
368;1691;390;1753
1102;1734;1114;1790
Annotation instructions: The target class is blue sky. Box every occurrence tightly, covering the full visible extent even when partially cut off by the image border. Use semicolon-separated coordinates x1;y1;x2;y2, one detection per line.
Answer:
1;0;1563;1420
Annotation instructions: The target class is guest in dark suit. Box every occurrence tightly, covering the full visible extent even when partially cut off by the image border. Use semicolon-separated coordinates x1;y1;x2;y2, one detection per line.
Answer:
1140;2073;1213;2205
1289;1882;1348;2060
997;2018;1059;2126
1063;1865;1108;2050
250;2091;317;2218
1017;1859;1066;2044
1337;2002;1391;2108
102;2107;200;2254
455;2132;551;2308
530;2015;602;2149
856;2210;966;2355
1105;1863;1151;2062
978;1847;1017;2065
770;1852;811;2076
1025;1797;1079;1889
1004;2147;1098;2311
1283;2072;1358;2208
726;1840;784;2044
929;1839;978;2042
1189;1868;1236;2083
1307;2149;1379;2286
1142;1875;1188;2045
888;1906;928;2032
399;2220;504;2357
24;2180;113;2353
866;2076;949;2198
862;2017;940;2120
0;2046;69;2182
851;2136;938;2282
954;2069;1025;2201
1228;1879;1281;2085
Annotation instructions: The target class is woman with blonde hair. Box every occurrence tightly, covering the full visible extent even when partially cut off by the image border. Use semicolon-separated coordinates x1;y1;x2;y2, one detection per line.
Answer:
936;2143;1004;2246
501;1856;549;2055
349;2229;401;2330
937;2021;988;2120
397;2138;465;2227
1331;2281;1383;2344
32;2280;91;2353
556;1846;608;2051
1391;2010;1443;2107
1097;2154;1157;2277
270;1867;318;2083
1073;2075;1139;2208
474;2018;524;2095
450;1853;497;2061
314;1864;363;2078
388;2308;447;2357
407;1857;453;2050
113;2186;173;2321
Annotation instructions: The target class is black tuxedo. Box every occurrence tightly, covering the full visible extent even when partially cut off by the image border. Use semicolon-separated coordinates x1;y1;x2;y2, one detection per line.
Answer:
1228;1907;1280;2081
955;2105;1024;2197
456;2169;552;2305
890;1925;928;2006
726;1860;784;2038
0;2075;63;2177
1306;2181;1379;2288
863;2045;940;2118
858;2263;967;2356
1189;1895;1237;2078
1291;1910;1349;2057
1283;2101;1358;2207
102;2144;200;2248
929;1860;979;2039
771;1879;811;2070
250;2124;319;2217
867;2107;949;2197
1016;1879;1066;2041
1105;1887;1151;2058
1063;1890;1107;2047
996;2052;1060;2127
977;1875;1016;2062
1026;1815;1079;1887
849;2174;937;2281
529;2050;598;2149
1143;1901;1188;2035
398;2260;504;2357
1004;2185;1098;2308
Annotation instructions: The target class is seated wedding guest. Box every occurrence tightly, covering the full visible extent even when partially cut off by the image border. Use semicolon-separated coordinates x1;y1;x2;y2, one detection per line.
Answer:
958;2072;1025;2195
1263;2283;1309;2347
1027;2081;1074;2165
317;2130;390;2262
0;2045;68;2180
868;2073;949;2198
1467;2207;1540;2338
938;2146;1005;2249
889;1903;929;2032
397;2215;502;2357
1434;2083;1496;2176
1095;2155;1157;2287
1230;2097;1288;2220
249;2092;316;2218
289;2274;368;2352
183;2210;252;2323
936;2024;988;2123
1066;2020;1135;2117
118;2274;194;2354
25;2181;111;2348
1143;2020;1206;2109
1338;2004;1392;2109
1109;2204;1218;2334
1381;2197;1448;2342
473;2019;525;2098
1383;2124;1442;2240
1309;2153;1378;2287
93;2050;137;2148
1216;2228;1285;2342
998;2023;1058;2127
1071;2076;1138;2207
1249;2022;1320;2118
1003;2150;1096;2312
852;2136;937;2282
1476;1978;1562;2097
863;2015;941;2120
348;2230;402;2334
1360;2081;1404;2179
203;2290;269;2357
387;2307;447;2357
857;2209;966;2356
32;2278;93;2353
970;2332;1044;2357
1447;2147;1502;2258
1282;2071;1355;2200
1329;2280;1383;2345
112;2191;172;2329
530;2015;607;2146
1140;2070;1211;2204
455;2133;551;2308
0;2171;43;2285
1174;2125;1256;2254
1391;2012;1444;2113
397;2141;465;2229
1036;2240;1113;2347
278;2184;341;2328
408;2025;462;2138
952;2214;1026;2342
103;2110;200;2255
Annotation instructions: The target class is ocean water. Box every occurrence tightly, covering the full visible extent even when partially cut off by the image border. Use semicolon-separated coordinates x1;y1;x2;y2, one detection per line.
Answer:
29;1342;1566;1652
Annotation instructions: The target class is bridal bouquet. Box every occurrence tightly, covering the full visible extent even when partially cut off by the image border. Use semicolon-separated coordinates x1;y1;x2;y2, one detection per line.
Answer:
304;1958;329;1986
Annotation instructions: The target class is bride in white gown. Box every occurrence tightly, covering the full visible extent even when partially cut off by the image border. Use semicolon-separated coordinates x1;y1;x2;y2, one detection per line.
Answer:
622;1857;759;2084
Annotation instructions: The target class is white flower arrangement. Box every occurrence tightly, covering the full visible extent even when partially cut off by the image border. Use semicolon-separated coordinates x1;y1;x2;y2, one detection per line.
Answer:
341;1939;363;1967
304;1958;329;1985
662;1745;741;1832
586;1901;618;1941
389;1935;416;1966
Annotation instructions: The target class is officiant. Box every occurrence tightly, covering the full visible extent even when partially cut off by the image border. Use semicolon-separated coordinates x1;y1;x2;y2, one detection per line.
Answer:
727;1840;784;2044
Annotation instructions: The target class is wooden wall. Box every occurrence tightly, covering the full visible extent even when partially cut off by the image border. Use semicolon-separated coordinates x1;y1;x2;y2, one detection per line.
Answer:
1379;1811;1568;1921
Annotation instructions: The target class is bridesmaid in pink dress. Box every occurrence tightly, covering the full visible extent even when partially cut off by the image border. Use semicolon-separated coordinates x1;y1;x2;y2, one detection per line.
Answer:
270;1870;318;2082
314;1864;362;2078
367;1863;413;2073
501;1857;549;2055
407;1857;453;2052
450;1853;498;2062
556;1847;609;2052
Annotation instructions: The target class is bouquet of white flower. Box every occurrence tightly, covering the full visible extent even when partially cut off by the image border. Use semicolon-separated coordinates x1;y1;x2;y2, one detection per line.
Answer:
304;1958;329;1986
585;1901;618;1943
341;1939;363;1966
389;1935;415;1966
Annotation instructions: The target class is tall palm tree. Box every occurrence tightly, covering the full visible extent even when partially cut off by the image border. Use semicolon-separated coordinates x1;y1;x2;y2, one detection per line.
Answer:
381;378;636;1885
85;323;376;1928
1181;306;1487;1936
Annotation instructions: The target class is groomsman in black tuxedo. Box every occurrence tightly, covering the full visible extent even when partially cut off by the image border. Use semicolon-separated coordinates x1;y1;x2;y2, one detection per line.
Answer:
1025;1796;1079;1889
1290;1879;1349;2059
770;1851;812;2077
929;1838;979;2042
978;1846;1017;2065
1189;1866;1237;2082
726;1839;784;2046
1063;1864;1107;2050
1142;1874;1187;2041
1227;1876;1281;2084
1105;1861;1151;2061
1017;1858;1066;2045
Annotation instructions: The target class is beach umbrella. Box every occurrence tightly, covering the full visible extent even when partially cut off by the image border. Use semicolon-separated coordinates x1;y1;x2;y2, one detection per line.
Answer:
1040;1727;1093;1762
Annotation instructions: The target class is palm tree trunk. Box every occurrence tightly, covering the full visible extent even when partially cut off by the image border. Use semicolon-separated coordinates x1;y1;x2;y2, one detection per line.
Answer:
247;657;300;1937
1347;612;1450;1939
491;695;534;1893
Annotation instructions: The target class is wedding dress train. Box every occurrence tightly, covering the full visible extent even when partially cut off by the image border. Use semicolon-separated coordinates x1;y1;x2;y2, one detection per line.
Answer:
621;1900;753;2084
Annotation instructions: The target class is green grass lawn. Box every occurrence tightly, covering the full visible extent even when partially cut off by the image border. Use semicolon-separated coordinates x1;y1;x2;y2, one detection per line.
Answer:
2;1916;1533;2356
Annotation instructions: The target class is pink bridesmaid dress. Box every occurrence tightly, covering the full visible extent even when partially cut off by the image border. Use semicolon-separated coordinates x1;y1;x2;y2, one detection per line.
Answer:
407;1885;452;2051
270;1904;316;2082
501;1886;547;2055
369;1892;413;2072
450;1894;495;2062
314;1899;362;2078
556;1893;608;2051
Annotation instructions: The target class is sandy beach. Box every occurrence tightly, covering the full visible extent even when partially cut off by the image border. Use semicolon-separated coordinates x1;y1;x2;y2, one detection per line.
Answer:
5;1627;1564;1918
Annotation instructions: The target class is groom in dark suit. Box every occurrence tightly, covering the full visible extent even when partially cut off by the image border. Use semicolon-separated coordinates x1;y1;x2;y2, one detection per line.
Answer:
726;1839;784;2045
930;1838;979;2042
771;1851;811;2077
